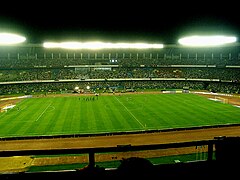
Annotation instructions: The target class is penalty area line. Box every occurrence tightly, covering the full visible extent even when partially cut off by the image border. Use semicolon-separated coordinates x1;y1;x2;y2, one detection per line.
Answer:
114;96;145;128
35;102;52;122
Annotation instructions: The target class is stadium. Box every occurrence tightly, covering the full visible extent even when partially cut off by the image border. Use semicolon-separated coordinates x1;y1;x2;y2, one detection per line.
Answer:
0;37;240;178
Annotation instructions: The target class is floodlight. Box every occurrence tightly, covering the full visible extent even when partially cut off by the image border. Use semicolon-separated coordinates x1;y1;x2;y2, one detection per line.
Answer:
0;33;26;45
178;35;237;47
43;41;164;49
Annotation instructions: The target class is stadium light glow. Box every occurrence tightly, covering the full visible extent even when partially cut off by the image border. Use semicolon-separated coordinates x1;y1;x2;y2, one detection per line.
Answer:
178;35;237;47
0;33;26;45
43;41;164;49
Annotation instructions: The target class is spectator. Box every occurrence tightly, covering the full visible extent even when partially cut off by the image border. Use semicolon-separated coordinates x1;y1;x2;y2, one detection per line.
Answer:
116;157;155;178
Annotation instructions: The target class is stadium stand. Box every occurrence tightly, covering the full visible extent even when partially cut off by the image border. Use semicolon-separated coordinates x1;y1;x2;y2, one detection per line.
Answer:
0;44;239;95
0;43;240;178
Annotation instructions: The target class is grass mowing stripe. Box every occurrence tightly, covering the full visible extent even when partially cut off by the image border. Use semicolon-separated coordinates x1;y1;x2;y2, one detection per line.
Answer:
0;99;32;130
160;94;215;127
93;97;115;132
101;96;132;131
114;95;145;128
87;98;98;131
155;95;186;128
41;103;61;135
135;94;173;129
91;97;120;132
65;97;78;132
69;97;83;133
1;93;240;138
28;99;53;135
79;98;89;132
35;101;52;122
153;94;182;128
162;95;202;126
46;97;67;134
85;97;97;132
61;97;75;133
188;94;240;124
3;99;50;136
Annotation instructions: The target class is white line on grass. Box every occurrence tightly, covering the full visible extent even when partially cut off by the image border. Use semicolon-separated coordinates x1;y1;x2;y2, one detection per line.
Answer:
0;112;6;119
114;96;145;128
35;102;52;122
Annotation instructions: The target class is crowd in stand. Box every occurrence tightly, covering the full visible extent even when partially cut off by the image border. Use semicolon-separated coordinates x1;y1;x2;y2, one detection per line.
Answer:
0;46;240;95
0;67;239;82
0;80;239;95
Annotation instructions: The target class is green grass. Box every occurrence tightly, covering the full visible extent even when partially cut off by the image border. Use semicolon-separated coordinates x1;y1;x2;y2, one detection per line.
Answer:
28;163;87;172
27;152;212;172
1;93;240;138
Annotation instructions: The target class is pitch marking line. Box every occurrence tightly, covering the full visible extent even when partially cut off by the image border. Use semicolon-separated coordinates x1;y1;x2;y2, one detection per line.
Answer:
114;96;145;128
35;102;53;122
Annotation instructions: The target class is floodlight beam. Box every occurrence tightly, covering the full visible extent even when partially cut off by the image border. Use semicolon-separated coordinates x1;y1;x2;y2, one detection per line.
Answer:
43;42;164;49
0;33;26;45
178;35;237;47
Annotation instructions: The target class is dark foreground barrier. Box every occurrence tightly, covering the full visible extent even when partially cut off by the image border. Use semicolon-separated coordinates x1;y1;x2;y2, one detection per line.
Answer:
0;136;239;179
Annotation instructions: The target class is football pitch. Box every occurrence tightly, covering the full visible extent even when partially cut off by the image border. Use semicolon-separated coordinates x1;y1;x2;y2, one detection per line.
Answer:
0;93;240;138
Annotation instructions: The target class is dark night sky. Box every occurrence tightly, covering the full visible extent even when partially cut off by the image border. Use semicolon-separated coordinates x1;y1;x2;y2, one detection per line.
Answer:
0;2;239;44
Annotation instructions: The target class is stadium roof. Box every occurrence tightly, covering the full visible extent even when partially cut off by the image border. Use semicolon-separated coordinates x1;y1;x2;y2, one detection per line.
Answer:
0;2;239;45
